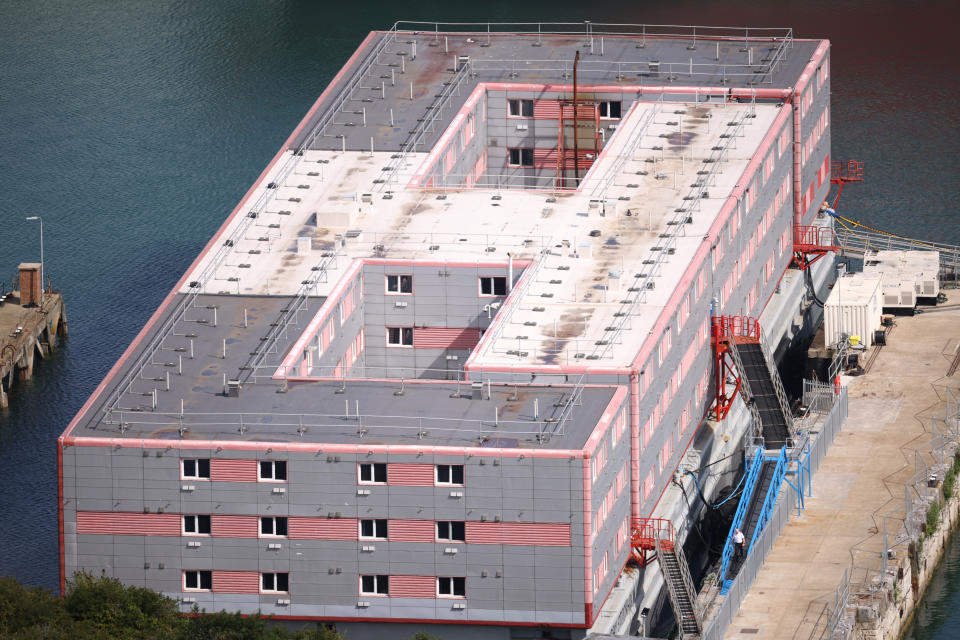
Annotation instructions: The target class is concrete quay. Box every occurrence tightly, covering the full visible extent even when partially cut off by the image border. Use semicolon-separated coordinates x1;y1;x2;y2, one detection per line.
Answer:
0;288;67;409
723;291;960;639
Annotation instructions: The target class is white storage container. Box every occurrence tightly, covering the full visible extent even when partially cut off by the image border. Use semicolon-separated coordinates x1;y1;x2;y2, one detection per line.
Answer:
824;275;883;348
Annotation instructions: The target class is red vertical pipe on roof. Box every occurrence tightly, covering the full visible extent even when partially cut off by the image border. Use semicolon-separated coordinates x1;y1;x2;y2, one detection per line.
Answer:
582;452;592;622
630;372;641;521
792;92;802;227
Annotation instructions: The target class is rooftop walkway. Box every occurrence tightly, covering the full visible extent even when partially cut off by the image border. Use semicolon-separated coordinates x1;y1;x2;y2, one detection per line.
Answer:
723;291;960;638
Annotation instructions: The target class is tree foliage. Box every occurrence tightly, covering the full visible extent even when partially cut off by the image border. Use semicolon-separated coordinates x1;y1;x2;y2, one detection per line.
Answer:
0;572;349;639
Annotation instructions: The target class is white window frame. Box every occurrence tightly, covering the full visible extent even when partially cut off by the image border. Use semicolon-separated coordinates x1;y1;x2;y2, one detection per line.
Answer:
435;464;464;486
598;100;622;119
359;518;388;540
358;462;387;484
261;572;289;593
507;147;534;167
478;276;508;297
360;574;389;596
437;576;466;598
507;98;534;118
258;460;287;482
183;569;212;591
260;516;288;537
436;520;466;542
385;274;413;295
386;326;414;347
182;514;211;536
181;458;210;480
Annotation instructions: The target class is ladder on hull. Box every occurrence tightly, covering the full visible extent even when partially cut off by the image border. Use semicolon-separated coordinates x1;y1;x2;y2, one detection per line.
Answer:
656;536;702;640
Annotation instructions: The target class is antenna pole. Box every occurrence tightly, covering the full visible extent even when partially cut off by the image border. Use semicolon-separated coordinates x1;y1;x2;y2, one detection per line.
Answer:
573;50;581;187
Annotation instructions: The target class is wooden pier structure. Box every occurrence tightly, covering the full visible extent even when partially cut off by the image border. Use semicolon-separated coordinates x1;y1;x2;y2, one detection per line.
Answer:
0;263;67;409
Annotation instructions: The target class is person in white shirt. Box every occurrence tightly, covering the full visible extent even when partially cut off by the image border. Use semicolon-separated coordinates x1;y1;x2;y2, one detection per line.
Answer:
733;528;746;562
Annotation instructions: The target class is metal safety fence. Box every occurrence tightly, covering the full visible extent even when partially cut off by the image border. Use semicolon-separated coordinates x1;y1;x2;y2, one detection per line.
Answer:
701;384;848;640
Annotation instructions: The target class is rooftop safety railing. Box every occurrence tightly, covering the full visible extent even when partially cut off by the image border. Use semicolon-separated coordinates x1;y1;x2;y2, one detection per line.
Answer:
105;408;571;443
475;104;755;363
588;106;753;362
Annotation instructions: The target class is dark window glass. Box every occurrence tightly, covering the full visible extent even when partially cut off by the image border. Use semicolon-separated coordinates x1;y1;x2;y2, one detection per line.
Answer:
199;571;212;590
374;463;387;483
402;328;413;346
198;515;211;535
185;571;198;589
183;460;196;477
377;576;389;594
274;461;287;480
493;277;507;296
361;575;374;593
451;521;465;541
259;461;271;479
437;465;450;483
480;278;492;295
360;464;372;482
276;573;289;592
508;148;520;165
451;465;464;484
521;148;534;166
453;577;466;596
437;521;449;539
197;459;210;478
399;275;412;293
276;517;287;536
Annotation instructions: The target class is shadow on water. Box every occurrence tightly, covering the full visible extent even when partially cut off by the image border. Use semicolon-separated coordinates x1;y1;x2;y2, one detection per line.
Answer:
902;526;960;640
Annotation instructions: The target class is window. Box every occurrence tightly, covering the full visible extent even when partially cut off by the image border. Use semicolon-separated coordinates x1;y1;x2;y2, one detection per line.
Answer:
435;464;464;485
259;460;287;481
184;570;212;591
437;576;466;597
436;521;466;542
386;326;414;347
261;572;289;593
507;98;533;117
183;515;211;535
386;274;413;294
599;101;622;119
359;519;388;539
181;458;210;480
360;574;389;595
260;516;288;537
479;276;508;296
507;148;534;167
359;462;387;484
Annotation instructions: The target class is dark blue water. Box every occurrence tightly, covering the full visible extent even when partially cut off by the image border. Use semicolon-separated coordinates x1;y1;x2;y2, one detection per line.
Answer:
0;0;957;629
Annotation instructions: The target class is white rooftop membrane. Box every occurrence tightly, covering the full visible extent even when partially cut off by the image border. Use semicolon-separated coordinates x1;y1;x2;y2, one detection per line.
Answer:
182;95;782;370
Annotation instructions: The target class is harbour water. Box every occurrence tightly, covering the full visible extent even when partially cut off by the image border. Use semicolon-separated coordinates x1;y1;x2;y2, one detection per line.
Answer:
0;0;957;630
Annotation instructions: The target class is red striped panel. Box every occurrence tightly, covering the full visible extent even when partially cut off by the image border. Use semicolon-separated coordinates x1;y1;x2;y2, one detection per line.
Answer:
211;514;258;538
387;463;435;486
388;519;436;543
560;104;599;120
210;459;258;482
465;522;571;546
213;570;260;594
76;511;180;536
412;327;481;350
288;517;359;540
389;575;435;598
533;99;561;119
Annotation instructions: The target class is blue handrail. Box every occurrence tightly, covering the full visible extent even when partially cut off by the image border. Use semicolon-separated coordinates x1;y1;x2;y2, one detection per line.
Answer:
748;447;788;552
718;448;764;585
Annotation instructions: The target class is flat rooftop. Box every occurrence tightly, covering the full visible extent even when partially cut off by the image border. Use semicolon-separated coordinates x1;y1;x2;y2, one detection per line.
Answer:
183;97;783;369
67;294;615;449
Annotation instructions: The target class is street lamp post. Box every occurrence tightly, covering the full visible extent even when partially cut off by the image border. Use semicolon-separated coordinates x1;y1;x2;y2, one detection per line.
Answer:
25;216;43;306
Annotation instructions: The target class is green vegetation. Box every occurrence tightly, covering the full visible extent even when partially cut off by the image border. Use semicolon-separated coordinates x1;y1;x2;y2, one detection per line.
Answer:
946;452;960;500
926;500;941;537
0;572;346;639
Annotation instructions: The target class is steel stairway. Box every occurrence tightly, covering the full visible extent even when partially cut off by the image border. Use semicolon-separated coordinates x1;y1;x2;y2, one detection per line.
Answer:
718;447;789;594
734;341;793;448
656;536;702;640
